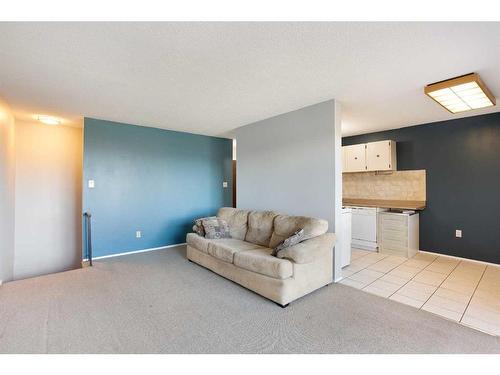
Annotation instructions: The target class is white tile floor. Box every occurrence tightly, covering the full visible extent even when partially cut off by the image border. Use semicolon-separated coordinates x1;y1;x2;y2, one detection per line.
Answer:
340;248;500;336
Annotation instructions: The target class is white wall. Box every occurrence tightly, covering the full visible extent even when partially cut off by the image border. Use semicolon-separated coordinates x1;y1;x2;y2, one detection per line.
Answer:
13;120;83;280
0;97;16;283
333;101;343;281
232;100;342;279
233;100;338;226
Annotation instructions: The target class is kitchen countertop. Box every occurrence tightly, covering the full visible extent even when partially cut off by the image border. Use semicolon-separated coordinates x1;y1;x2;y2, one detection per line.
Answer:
343;198;426;210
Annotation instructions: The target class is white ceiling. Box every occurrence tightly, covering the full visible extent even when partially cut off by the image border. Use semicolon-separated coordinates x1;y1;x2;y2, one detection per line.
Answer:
0;22;499;136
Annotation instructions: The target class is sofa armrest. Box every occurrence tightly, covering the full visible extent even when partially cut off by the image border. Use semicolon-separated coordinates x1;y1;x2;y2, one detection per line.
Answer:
276;233;336;264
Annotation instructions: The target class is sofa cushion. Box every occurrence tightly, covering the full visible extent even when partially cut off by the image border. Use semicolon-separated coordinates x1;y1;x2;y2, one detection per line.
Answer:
234;248;293;280
207;239;264;263
186;233;212;253
269;215;328;249
245;211;279;247
217;207;250;240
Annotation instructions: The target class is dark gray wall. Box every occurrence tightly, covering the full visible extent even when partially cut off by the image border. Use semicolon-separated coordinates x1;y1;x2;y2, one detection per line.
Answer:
343;112;500;264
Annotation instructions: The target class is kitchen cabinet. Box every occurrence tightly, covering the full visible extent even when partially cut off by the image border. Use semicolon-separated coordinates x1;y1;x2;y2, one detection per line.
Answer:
342;140;397;172
378;211;419;258
344;144;367;172
366;140;396;171
342;146;348;171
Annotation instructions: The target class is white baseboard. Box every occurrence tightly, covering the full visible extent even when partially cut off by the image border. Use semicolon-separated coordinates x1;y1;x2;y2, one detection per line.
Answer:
420;250;500;269
351;239;378;251
82;242;187;261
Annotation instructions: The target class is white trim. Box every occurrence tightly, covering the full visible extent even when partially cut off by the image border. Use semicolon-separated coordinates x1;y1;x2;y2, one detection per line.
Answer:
420;250;500;269
333;100;343;282
82;242;186;261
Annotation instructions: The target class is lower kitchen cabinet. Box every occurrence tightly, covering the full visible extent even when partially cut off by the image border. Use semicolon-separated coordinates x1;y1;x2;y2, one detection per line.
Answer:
378;211;419;258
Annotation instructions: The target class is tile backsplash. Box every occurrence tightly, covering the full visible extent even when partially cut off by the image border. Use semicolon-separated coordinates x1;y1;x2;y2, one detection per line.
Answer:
343;170;426;201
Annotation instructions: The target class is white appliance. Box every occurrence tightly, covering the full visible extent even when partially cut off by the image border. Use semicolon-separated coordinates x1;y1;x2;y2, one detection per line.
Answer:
350;206;387;251
340;207;352;267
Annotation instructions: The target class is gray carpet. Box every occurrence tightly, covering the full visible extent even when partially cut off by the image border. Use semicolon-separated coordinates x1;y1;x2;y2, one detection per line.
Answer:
1;245;499;354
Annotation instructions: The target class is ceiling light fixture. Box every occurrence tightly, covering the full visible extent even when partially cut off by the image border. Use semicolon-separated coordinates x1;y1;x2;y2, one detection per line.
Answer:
424;73;496;114
37;115;61;125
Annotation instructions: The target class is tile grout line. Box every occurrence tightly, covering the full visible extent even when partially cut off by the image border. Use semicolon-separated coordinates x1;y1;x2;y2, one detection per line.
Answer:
355;253;437;295
343;250;374;275
344;252;397;286
386;254;442;300
458;264;488;323
360;257;411;290
344;252;388;277
347;252;468;301
417;259;463;311
348;252;439;294
345;249;500;336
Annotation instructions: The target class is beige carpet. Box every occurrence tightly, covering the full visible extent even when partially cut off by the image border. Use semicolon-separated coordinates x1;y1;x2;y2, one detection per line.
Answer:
1;245;499;354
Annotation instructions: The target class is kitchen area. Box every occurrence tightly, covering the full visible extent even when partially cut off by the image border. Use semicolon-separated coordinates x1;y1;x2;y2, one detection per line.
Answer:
340;140;427;268
337;137;500;336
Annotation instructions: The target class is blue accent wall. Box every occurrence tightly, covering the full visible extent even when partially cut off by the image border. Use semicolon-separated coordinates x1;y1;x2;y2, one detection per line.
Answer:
343;112;500;264
83;118;232;258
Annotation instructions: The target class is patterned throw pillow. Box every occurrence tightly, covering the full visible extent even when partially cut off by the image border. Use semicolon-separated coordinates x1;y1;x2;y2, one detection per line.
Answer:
202;218;231;239
192;224;205;237
272;229;305;256
192;216;216;237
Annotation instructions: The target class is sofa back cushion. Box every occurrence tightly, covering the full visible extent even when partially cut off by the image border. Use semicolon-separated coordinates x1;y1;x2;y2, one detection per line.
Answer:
217;207;250;240
269;215;328;249
245;210;279;247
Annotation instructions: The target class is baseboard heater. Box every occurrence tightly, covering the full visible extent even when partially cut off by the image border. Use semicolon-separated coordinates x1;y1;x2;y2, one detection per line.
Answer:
83;212;93;266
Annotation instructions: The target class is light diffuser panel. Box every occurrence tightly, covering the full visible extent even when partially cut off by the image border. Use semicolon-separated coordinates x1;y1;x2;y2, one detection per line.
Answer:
424;73;496;114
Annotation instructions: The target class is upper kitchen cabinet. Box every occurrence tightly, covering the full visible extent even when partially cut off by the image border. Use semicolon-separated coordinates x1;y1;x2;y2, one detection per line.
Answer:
366;140;397;171
344;144;367;172
343;140;397;173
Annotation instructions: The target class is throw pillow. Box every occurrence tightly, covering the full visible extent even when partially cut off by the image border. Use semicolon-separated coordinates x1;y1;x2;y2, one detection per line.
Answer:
202;218;231;239
192;224;205;237
192;216;216;237
272;229;305;256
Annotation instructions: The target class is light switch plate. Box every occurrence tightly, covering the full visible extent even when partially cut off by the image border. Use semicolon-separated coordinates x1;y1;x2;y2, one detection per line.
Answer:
88;179;95;188
455;229;462;238
222;181;228;188
136;231;142;238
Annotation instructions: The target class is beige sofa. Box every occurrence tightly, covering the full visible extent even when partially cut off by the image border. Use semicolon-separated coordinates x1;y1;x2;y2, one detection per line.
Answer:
186;207;336;307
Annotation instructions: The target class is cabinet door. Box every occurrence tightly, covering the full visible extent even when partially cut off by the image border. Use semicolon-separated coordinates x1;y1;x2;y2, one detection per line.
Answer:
345;144;366;172
366;140;392;171
341;146;348;171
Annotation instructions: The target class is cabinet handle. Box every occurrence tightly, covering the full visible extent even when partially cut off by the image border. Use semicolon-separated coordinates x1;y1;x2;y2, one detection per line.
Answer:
354;157;358;160
376;154;380;157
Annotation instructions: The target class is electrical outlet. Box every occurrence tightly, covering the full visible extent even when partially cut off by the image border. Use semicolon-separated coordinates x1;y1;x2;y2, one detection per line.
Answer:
455;229;462;238
88;179;95;188
222;181;228;188
136;230;142;238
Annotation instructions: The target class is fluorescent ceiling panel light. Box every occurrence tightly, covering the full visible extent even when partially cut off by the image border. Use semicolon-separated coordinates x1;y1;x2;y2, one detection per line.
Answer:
424;73;496;114
37;115;61;125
